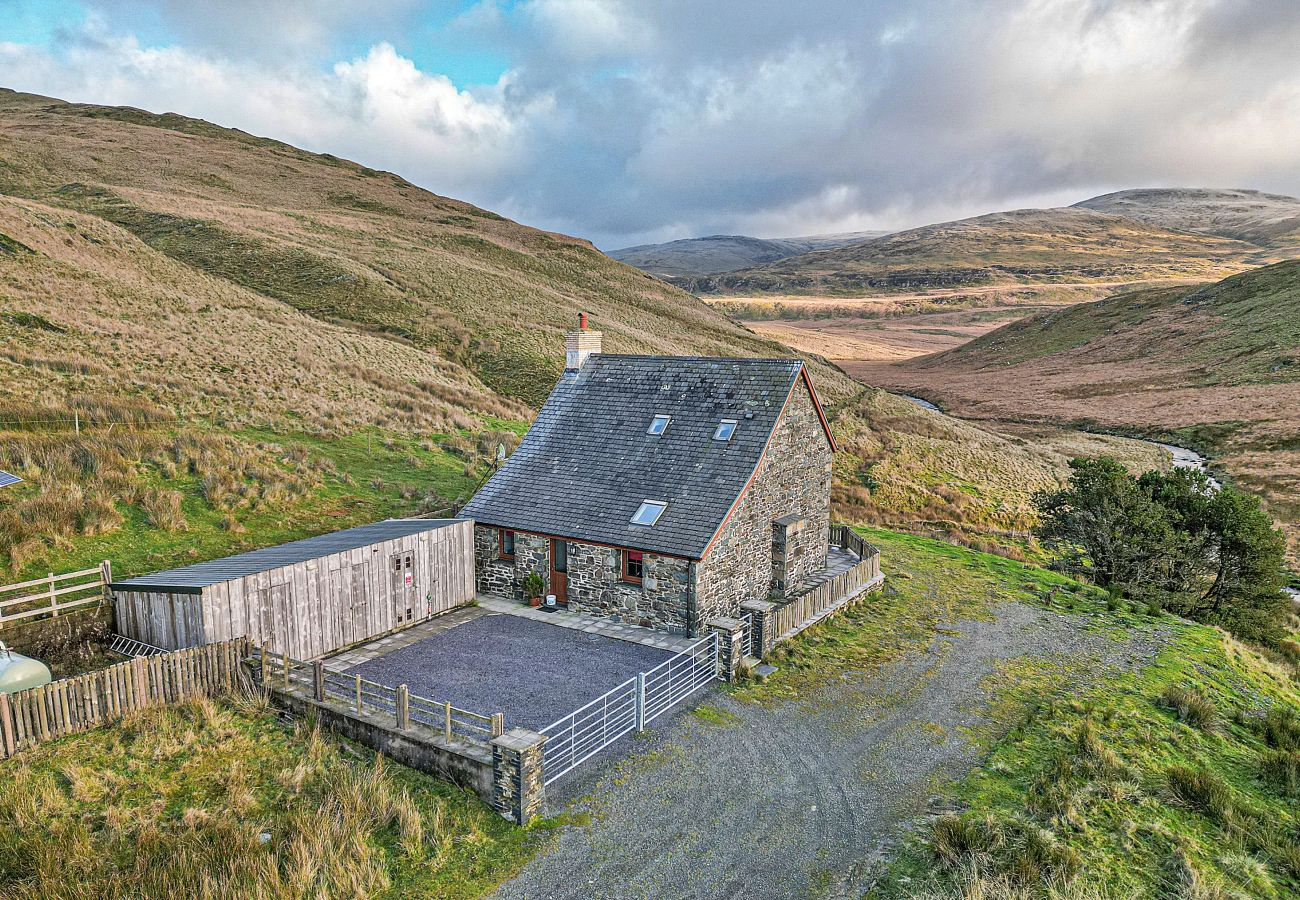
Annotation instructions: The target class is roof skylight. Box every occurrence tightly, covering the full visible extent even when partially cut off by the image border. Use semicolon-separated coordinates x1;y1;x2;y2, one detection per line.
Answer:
647;414;671;435
631;500;667;526
713;419;738;441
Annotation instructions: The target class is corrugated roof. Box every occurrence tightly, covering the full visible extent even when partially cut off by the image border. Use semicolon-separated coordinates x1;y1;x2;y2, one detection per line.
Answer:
0;470;20;488
110;518;462;593
460;355;821;558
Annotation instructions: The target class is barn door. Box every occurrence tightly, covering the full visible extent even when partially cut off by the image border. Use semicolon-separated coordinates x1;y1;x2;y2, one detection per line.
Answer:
390;551;416;626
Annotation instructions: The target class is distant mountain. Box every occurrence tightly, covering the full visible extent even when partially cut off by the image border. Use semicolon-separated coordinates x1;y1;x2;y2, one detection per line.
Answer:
1074;188;1300;251
672;206;1276;296
607;231;887;277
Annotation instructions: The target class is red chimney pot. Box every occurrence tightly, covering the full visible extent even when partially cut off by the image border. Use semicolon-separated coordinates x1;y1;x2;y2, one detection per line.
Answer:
579;312;588;330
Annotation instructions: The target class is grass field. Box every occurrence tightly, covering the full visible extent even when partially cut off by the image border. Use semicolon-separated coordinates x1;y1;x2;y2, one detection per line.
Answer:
0;693;538;899
0;422;519;583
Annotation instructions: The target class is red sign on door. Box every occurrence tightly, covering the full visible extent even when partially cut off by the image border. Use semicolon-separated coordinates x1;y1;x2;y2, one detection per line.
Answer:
404;572;413;587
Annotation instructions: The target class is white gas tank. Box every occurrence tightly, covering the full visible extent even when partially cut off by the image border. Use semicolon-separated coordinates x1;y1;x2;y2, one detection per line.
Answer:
0;642;52;694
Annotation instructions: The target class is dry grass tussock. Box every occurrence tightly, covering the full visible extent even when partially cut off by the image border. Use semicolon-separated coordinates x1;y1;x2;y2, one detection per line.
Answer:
0;696;503;899
0;414;330;573
830;390;1167;544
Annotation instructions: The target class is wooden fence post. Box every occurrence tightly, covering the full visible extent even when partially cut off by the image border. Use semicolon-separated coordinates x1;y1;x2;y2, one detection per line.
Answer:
282;652;290;691
259;646;269;686
355;675;363;715
492;712;505;738
312;661;325;702
396;685;410;730
99;560;113;604
48;573;57;618
0;692;14;759
443;701;452;741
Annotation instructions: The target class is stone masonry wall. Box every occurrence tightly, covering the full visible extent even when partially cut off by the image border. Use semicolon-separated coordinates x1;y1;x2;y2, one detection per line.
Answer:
692;379;832;630
562;542;691;633
473;525;691;632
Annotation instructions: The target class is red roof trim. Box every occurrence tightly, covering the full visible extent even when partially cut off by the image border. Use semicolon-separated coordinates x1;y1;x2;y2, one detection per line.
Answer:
800;366;838;452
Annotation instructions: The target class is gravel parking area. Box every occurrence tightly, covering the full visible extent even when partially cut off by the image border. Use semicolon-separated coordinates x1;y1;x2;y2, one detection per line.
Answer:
345;613;674;731
494;602;1169;900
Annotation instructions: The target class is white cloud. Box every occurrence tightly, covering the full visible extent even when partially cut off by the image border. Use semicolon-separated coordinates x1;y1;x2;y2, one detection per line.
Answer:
3;0;1300;247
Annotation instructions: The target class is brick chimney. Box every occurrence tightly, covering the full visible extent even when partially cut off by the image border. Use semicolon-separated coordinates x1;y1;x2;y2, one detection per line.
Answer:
565;312;602;372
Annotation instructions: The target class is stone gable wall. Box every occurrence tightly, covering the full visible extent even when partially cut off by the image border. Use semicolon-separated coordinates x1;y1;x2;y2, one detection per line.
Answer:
692;379;832;629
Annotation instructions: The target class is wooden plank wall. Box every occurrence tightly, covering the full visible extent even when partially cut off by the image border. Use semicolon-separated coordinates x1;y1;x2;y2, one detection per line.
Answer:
113;520;477;660
0;638;251;760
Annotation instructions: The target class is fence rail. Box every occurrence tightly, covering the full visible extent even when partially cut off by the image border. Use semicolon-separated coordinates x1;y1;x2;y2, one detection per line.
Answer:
771;528;882;642
0;638;251;759
248;649;504;747
541;632;718;785
0;562;112;630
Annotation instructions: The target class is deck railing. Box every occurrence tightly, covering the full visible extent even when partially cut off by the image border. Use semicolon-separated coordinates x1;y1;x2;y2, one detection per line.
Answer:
248;648;504;748
770;526;882;642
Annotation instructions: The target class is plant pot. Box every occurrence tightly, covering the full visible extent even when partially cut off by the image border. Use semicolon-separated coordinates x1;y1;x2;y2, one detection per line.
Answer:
529;596;543;607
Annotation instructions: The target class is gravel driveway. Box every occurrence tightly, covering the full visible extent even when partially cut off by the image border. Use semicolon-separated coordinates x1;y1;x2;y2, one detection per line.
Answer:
493;602;1167;900
345;614;673;731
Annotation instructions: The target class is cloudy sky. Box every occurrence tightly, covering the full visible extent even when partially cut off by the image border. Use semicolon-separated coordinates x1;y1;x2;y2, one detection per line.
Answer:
2;0;1299;248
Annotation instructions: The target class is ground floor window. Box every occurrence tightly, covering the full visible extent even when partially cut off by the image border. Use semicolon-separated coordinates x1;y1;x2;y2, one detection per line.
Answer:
622;549;644;583
499;529;516;560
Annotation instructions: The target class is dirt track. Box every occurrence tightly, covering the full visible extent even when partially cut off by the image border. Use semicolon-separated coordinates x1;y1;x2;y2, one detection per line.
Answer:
493;602;1166;900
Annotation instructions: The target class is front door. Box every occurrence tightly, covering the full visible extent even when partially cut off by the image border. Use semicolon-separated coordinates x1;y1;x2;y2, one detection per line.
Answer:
550;539;568;604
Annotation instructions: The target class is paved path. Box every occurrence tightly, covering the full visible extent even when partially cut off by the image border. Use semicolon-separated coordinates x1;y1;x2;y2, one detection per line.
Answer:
494;602;1168;900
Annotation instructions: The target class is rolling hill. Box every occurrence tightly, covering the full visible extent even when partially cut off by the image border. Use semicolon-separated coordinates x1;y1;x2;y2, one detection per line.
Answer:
606;230;886;278
0;87;1157;581
860;261;1300;560
0;88;855;414
671;206;1277;296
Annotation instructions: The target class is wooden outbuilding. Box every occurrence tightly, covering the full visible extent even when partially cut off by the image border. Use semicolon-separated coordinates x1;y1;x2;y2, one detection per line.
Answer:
110;518;474;659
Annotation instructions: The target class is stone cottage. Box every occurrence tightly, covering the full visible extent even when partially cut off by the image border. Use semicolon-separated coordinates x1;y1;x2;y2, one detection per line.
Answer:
460;315;838;636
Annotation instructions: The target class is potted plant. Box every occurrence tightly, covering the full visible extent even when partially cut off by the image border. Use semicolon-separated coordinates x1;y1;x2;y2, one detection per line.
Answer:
522;572;545;607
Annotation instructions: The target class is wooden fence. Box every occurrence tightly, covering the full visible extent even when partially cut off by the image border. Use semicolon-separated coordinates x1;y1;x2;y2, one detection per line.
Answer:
250;648;505;748
0;561;112;631
770;528;883;642
0;638;252;759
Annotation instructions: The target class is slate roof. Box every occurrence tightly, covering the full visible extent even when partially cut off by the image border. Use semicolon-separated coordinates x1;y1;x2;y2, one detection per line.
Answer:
460;355;832;559
110;519;462;593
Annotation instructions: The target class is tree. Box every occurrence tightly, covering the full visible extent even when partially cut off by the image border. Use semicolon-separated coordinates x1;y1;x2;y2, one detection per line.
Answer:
1035;456;1288;643
1034;457;1180;594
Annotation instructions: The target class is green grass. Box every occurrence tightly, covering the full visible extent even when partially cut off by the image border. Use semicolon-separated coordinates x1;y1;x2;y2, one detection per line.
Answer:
844;541;1300;899
732;527;1135;705
0;694;538;898
5;425;501;584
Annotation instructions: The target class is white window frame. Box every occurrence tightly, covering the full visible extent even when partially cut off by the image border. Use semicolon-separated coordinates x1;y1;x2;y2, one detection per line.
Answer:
714;419;738;441
647;414;671;435
630;500;667;526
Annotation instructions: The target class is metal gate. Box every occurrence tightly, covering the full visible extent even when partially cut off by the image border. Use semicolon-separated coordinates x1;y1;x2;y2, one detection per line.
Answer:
540;632;719;785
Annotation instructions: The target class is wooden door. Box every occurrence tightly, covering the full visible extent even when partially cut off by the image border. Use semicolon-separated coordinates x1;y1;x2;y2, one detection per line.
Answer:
550;539;568;604
389;551;416;626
